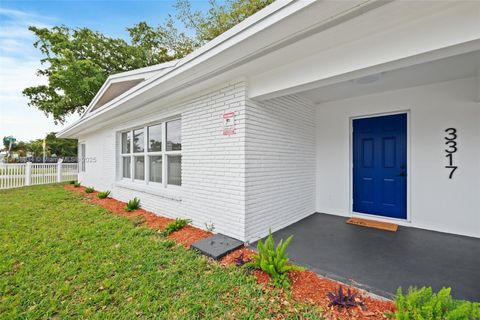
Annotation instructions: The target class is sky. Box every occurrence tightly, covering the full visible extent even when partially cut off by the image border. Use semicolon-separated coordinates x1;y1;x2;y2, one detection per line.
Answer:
0;0;214;142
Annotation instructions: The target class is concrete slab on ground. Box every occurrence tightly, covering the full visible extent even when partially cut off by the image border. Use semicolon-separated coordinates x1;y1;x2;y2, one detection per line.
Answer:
191;234;243;260
253;213;480;301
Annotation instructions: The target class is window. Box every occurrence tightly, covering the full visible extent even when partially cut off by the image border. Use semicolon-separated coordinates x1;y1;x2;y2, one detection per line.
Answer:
122;156;131;178
79;143;86;172
120;118;181;187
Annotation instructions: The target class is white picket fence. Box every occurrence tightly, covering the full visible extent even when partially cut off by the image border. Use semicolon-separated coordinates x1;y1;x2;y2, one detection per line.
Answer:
0;162;78;190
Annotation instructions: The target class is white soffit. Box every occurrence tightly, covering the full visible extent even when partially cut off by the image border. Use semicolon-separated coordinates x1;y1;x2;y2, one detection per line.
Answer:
91;79;144;111
299;50;480;103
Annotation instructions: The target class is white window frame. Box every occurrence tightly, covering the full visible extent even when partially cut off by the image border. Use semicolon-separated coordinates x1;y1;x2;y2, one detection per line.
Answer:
119;118;181;189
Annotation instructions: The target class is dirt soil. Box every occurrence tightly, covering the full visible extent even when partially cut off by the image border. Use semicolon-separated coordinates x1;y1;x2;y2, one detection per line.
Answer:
220;246;396;319
65;184;395;319
64;185;211;247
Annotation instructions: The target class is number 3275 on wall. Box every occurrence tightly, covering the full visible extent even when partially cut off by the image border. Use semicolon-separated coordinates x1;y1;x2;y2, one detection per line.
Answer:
445;128;458;179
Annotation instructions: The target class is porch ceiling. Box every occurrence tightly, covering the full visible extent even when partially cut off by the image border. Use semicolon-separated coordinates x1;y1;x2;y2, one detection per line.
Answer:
298;50;480;104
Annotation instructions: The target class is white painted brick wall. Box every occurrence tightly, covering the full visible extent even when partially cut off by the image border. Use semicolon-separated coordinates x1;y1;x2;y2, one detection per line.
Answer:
245;94;316;242
78;80;247;240
77;81;316;243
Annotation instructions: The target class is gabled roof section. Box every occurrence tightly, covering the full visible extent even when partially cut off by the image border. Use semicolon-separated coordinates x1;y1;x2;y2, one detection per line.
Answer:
84;60;179;115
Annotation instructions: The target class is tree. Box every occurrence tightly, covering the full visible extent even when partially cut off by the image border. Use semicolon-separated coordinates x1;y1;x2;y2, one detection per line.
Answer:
2;134;77;158
23;26;176;123
43;132;77;157
24;0;273;123
174;0;274;44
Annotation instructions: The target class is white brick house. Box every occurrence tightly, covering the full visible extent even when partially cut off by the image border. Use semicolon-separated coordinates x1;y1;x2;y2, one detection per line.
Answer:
60;0;480;242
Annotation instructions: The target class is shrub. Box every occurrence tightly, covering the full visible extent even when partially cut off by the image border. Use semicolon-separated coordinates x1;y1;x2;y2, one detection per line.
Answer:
246;231;304;288
124;197;141;212
97;191;111;199
74;182;81;188
327;286;362;309
69;180;76;185
394;287;480;320
85;187;94;193
234;253;251;267
163;218;192;235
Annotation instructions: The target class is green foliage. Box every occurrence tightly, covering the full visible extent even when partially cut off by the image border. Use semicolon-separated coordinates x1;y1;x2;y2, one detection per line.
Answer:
0;185;323;318
42;132;78;157
175;0;274;44
2;132;77;157
125;197;141;212
163;218;192;235
25;0;273;123
97;191;111;199
23;26;175;123
394;287;480;320
69;180;76;185
247;230;304;288
84;187;94;193
73;182;81;188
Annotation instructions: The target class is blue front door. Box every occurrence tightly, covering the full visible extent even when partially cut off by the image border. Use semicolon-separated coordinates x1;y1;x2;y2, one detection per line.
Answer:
353;113;407;219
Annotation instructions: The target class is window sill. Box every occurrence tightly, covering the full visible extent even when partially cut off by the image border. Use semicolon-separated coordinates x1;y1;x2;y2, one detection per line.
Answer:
115;180;182;202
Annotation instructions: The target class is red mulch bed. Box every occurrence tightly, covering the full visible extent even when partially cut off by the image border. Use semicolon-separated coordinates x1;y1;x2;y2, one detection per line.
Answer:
64;185;211;247
220;247;395;319
64;184;395;319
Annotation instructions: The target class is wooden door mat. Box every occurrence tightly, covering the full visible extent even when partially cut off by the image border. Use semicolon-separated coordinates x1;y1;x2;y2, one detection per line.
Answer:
346;217;398;232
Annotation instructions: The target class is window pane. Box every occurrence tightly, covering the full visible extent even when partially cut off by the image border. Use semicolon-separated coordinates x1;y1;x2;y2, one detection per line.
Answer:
121;132;131;154
80;144;86;172
133;128;144;153
167;155;181;186
148;124;162;152
166;119;181;151
122;156;131;178
134;156;145;180
149;156;162;183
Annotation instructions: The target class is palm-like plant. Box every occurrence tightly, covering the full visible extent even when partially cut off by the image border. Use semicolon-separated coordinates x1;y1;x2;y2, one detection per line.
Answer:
247;230;303;288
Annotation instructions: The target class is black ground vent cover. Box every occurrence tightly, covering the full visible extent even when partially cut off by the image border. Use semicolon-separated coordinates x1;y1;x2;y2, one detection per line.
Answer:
191;234;243;260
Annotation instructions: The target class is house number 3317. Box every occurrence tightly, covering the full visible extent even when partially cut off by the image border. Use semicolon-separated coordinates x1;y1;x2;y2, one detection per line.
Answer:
445;128;458;179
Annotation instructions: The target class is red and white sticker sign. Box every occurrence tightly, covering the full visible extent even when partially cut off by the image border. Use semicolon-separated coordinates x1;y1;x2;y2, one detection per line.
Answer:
223;111;235;136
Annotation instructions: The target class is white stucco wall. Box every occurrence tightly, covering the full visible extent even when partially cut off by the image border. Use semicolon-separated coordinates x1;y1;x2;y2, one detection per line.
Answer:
77;80;247;240
315;77;480;238
245;95;316;242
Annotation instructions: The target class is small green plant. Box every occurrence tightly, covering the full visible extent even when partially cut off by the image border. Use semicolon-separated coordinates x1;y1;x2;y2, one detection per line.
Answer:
394;287;480;320
246;230;304;288
124;197;141;212
69;180;76;185
85;186;94;193
97;191;111;199
74;182;81;188
163;218;192;235
204;221;215;232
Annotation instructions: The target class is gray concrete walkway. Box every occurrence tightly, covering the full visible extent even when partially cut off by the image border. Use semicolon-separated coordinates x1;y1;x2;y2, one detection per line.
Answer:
256;213;480;301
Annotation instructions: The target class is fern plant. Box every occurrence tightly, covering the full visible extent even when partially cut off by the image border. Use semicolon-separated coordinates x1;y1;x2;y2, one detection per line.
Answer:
124;197;141;212
97;191;111;199
84;187;94;193
163;218;192;235
246;230;304;288
394;287;480;320
74;182;81;188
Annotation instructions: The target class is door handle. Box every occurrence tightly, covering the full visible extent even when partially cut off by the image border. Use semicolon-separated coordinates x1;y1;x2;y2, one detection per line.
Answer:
398;171;407;177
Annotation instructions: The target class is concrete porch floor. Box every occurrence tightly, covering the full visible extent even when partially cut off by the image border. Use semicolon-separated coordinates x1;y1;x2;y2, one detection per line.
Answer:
255;213;480;301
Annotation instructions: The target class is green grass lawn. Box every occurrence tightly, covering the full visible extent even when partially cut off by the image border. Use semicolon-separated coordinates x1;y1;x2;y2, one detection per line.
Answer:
0;185;322;319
